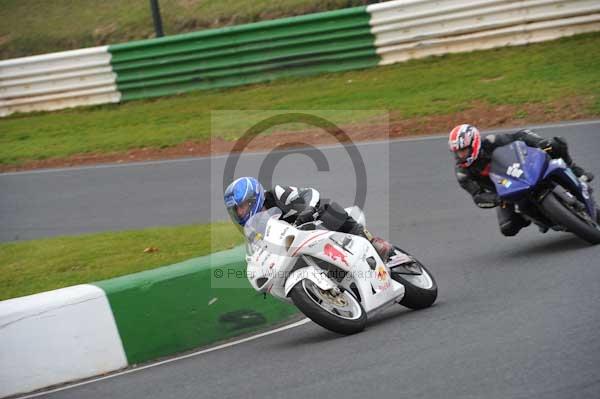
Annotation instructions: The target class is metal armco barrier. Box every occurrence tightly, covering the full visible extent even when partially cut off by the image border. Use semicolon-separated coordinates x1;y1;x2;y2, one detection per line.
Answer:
1;0;599;115
367;0;600;65
0;46;120;117
108;6;376;101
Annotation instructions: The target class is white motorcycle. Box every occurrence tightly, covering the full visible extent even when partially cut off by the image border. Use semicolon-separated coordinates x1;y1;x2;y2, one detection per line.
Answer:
244;206;437;334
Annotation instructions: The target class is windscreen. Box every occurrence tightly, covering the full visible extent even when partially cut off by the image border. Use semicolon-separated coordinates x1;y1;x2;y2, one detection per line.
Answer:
490;142;524;176
243;207;282;245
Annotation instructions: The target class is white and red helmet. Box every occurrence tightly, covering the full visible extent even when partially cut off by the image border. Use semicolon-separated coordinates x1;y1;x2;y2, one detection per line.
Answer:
448;124;481;167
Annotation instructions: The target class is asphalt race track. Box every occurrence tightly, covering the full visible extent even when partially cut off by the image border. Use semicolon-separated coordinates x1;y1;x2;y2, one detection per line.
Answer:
3;120;600;398
2;121;599;243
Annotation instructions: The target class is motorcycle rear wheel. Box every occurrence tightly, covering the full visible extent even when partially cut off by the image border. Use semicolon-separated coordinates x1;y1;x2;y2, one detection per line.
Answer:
389;255;438;310
541;192;600;245
289;279;367;335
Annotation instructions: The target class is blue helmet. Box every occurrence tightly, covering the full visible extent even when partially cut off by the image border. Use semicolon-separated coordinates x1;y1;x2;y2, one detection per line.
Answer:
224;177;265;226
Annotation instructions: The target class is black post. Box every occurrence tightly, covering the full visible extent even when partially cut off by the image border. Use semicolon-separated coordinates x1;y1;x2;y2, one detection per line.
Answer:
149;0;164;37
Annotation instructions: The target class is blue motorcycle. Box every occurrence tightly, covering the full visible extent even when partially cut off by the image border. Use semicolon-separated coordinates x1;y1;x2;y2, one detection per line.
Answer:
490;141;600;244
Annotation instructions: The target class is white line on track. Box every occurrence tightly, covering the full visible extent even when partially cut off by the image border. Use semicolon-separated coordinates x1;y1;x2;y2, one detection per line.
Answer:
17;318;311;399
3;119;599;177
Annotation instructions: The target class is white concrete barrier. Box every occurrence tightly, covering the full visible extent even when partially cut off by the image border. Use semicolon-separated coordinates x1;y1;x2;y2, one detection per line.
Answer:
0;284;127;398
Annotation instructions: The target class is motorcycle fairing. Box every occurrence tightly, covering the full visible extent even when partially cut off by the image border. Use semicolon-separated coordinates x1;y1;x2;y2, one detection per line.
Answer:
284;265;338;296
489;141;597;221
295;233;405;313
245;208;297;298
489;141;548;200
244;208;405;314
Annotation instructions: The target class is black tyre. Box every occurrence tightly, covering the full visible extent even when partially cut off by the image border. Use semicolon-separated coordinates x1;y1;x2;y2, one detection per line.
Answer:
541;192;600;245
390;257;438;310
289;279;367;335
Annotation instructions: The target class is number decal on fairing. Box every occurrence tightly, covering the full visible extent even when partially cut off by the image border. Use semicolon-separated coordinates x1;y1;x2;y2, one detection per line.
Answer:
506;163;524;178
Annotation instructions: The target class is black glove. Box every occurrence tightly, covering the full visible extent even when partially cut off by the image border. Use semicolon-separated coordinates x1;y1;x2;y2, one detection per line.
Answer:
547;136;573;165
473;191;500;208
536;138;553;153
294;207;316;226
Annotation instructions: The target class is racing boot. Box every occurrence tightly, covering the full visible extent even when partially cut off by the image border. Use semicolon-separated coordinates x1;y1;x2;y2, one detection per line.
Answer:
371;237;414;266
498;210;531;237
371;237;393;263
570;164;594;183
352;226;414;266
349;225;393;263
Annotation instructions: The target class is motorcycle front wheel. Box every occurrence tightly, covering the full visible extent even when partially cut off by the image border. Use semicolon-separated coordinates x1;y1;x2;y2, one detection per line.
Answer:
289;279;367;335
389;254;438;310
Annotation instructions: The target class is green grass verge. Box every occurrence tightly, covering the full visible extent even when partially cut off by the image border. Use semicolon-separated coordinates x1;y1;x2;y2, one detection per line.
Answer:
0;222;244;301
1;33;600;166
0;0;367;59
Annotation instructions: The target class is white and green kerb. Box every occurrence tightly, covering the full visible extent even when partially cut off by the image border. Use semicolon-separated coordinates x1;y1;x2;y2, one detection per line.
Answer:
0;246;297;398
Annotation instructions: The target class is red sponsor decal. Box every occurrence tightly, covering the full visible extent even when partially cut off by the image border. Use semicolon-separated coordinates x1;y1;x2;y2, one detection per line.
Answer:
376;266;388;281
324;243;349;266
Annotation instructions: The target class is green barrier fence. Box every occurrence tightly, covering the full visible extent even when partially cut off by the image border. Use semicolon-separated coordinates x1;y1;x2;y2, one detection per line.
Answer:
94;245;298;365
108;6;379;101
